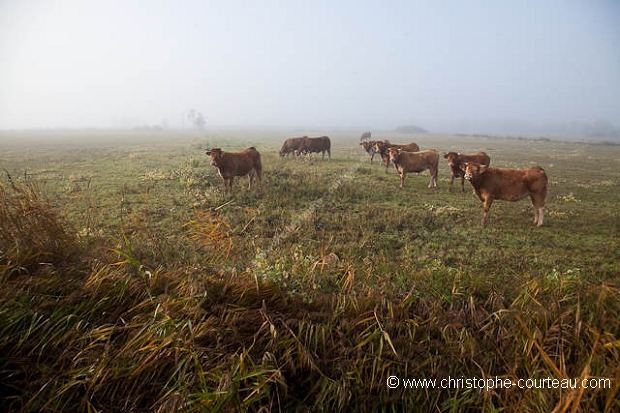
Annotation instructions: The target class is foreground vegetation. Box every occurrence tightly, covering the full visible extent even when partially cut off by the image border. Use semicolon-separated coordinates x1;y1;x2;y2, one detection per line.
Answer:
1;130;619;411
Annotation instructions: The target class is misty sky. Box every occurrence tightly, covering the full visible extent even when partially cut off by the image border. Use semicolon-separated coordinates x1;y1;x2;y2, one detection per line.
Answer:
1;0;619;132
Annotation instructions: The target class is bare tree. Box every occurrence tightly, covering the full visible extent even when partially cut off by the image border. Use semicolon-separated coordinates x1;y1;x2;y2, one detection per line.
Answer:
187;109;206;130
194;113;206;130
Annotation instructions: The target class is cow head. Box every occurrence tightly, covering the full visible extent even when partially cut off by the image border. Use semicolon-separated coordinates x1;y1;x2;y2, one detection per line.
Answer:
360;141;376;153
388;147;401;163
206;148;223;166
443;152;460;167
461;162;488;180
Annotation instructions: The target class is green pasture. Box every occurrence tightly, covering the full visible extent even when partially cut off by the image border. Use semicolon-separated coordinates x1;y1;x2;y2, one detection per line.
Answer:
1;130;619;411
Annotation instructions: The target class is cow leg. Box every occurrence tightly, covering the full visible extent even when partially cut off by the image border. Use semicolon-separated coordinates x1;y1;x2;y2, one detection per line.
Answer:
255;168;262;189
530;195;545;226
248;172;253;190
482;197;493;226
447;174;454;192
536;207;544;226
227;177;234;194
531;200;544;226
399;172;405;189
460;176;465;193
428;168;438;188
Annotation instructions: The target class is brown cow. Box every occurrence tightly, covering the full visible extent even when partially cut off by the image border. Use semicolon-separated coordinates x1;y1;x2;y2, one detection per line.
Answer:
443;151;491;192
360;140;377;163
388;148;439;189
206;147;262;194
360;140;389;164
279;136;307;157
461;162;547;226
375;141;420;172
297;136;331;160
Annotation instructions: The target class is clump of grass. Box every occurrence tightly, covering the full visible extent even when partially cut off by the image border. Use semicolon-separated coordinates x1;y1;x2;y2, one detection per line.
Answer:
184;209;238;264
0;172;78;277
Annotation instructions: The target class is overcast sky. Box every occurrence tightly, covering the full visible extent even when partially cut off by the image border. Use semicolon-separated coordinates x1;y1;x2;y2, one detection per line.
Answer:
1;0;619;133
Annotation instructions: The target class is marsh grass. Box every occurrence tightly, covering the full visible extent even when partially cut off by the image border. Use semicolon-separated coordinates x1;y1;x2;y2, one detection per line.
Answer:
0;131;619;411
0;172;79;276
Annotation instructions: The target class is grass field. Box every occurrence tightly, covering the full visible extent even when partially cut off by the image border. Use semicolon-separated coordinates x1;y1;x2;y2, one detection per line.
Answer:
1;129;619;412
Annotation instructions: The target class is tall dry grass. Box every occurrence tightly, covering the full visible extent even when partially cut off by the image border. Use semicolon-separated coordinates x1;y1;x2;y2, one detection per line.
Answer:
0;172;79;278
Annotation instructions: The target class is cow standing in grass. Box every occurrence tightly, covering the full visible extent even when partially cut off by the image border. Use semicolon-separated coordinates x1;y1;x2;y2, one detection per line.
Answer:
360;140;378;163
375;141;420;173
443;151;491;192
206;147;262;195
461;162;547;226
297;136;331;160
360;140;389;164
279;136;307;158
388;148;439;189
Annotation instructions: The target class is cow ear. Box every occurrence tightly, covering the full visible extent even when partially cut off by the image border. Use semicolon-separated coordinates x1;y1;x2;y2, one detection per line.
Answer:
206;150;211;155
460;162;468;171
479;165;488;174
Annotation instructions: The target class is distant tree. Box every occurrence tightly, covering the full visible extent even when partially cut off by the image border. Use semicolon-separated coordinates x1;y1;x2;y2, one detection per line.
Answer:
187;109;206;130
187;109;196;129
194;113;206;130
395;125;428;134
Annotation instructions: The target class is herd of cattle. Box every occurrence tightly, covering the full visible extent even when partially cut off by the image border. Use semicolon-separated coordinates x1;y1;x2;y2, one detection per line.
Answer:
205;135;548;227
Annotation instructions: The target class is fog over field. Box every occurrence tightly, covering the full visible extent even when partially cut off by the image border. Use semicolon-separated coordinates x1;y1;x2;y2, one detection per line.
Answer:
1;0;619;137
